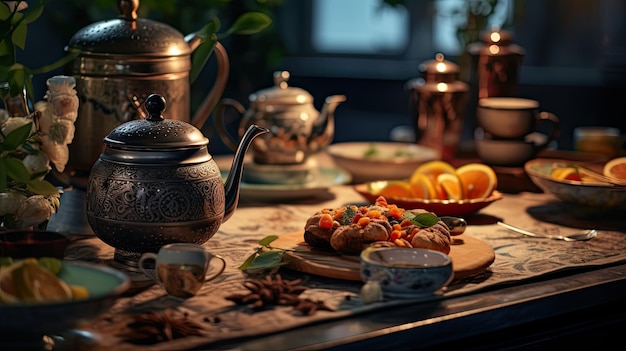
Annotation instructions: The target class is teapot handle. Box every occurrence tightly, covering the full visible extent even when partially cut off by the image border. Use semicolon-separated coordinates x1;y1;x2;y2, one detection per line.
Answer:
214;98;247;151
190;42;230;130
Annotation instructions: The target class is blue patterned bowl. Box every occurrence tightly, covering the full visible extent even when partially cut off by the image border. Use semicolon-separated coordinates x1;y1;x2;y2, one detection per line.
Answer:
360;247;453;299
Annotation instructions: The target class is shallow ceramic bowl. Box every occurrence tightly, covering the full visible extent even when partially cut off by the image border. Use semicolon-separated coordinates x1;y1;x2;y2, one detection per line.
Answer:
327;142;439;183
0;260;130;336
525;158;626;209
360;247;454;298
354;182;503;216
0;231;72;259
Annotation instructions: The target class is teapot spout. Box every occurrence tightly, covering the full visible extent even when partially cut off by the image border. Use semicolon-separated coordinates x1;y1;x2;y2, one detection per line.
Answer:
223;124;269;221
310;95;346;152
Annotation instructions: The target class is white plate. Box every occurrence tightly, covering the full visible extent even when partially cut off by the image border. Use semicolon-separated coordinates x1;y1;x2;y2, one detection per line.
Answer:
327;142;439;183
223;167;352;201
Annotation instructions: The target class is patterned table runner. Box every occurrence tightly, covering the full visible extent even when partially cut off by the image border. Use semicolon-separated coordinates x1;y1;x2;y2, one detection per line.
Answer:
62;187;626;350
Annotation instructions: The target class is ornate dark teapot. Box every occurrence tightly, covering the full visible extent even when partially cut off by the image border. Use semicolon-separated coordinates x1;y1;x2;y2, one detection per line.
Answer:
215;71;346;165
85;94;268;268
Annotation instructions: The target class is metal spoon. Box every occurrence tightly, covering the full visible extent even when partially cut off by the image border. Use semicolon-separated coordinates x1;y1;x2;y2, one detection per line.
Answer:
496;221;598;242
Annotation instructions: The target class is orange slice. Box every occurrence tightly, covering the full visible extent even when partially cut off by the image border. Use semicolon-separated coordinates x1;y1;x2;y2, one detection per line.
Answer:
409;173;436;200
603;157;626;183
456;163;498;199
410;161;457;200
377;181;414;198
437;173;464;201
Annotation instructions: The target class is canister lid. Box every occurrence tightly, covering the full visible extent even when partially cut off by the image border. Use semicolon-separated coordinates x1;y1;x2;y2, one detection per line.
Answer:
67;0;191;57
466;29;526;56
419;53;460;84
104;94;208;151
249;71;313;106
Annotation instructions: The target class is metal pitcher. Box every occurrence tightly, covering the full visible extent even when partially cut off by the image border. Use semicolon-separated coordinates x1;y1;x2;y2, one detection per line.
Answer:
65;0;228;173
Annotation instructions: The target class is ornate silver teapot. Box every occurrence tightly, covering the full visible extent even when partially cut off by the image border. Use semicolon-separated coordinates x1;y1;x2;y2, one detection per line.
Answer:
66;0;229;173
215;71;346;164
85;94;268;268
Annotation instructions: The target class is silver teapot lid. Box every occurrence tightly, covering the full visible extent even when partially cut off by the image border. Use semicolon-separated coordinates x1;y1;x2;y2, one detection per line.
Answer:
249;71;313;106
104;94;208;151
67;0;191;57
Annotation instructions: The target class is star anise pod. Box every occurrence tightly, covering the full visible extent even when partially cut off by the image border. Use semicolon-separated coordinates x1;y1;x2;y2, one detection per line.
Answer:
225;274;311;311
117;309;205;344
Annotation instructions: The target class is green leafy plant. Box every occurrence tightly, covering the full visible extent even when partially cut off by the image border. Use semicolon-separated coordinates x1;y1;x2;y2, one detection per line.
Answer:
0;0;78;106
189;12;272;84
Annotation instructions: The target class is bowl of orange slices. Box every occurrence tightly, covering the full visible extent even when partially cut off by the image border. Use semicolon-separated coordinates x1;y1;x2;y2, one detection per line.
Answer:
525;157;626;209
353;160;503;216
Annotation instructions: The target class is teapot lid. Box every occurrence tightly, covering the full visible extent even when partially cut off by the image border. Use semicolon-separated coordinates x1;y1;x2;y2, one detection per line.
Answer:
104;94;208;151
67;0;191;57
249;71;313;105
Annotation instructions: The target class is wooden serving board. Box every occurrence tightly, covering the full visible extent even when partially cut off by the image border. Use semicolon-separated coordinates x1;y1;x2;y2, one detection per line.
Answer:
273;231;495;281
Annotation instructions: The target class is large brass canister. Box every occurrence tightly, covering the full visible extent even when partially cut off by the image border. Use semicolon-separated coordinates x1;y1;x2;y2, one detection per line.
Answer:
406;53;469;161
65;0;226;173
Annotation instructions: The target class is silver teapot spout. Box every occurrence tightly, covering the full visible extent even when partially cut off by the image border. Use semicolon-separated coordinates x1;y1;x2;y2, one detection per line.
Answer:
309;94;347;154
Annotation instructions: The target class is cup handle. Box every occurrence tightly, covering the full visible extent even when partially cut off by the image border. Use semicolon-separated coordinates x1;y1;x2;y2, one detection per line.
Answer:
138;252;159;282
205;254;226;282
538;111;560;143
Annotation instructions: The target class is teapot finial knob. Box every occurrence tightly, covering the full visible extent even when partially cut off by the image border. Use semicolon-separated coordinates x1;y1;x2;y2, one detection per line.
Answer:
118;0;139;21
273;71;290;89
145;94;166;122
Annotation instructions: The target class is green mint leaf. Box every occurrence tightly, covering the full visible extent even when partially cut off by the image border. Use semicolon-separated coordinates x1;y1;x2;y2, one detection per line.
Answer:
258;235;278;247
238;250;259;271
402;211;440;227
245;251;284;271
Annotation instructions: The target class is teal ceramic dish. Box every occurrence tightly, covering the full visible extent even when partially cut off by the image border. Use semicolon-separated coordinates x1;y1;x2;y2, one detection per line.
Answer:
525;159;626;209
0;260;130;336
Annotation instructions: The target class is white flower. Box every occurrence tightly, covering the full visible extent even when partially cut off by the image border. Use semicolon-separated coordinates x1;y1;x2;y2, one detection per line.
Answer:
14;195;55;229
0;108;7;125
44;75;79;122
22;153;51;178
1;115;34;136
0;192;26;216
40;138;70;172
1;75;78;229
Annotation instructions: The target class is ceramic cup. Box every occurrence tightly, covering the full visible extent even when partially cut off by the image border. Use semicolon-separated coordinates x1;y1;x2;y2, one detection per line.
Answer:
477;97;560;141
574;126;624;158
138;243;226;298
474;129;550;167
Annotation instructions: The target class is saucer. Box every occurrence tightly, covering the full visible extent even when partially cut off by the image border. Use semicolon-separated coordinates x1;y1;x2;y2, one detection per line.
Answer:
242;159;318;185
223;167;351;201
